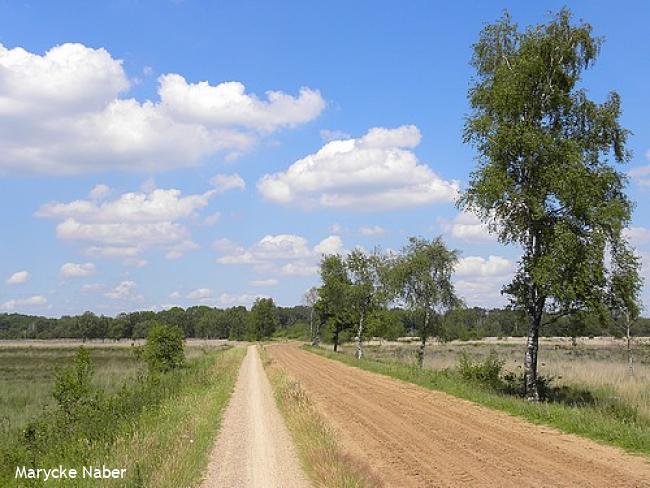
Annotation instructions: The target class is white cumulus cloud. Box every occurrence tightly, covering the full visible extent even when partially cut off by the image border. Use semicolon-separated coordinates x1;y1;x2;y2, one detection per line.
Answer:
105;280;141;301
210;173;246;193
257;125;459;210
439;212;495;243
37;186;211;259
216;234;341;276
0;295;47;310
0;42;325;174
456;256;513;277
6;270;29;285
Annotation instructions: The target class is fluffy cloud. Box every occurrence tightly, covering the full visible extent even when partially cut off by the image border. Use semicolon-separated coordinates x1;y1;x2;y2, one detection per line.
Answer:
314;235;343;255
215;234;312;265
186;288;213;300
105;281;141;301
0;42;324;174
0;295;47;310
257;126;459;210
59;262;96;278
6;270;29;285
37;186;211;259
439;212;495;243
158;75;324;132
454;255;514;307
215;234;340;276
456;256;513;277
358;225;386;236
210;173;246;193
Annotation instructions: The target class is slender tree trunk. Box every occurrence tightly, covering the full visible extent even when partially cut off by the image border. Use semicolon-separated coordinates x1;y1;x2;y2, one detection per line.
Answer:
309;307;314;345
626;319;634;377
311;320;321;347
524;310;542;402
355;310;365;359
333;325;339;352
417;309;430;368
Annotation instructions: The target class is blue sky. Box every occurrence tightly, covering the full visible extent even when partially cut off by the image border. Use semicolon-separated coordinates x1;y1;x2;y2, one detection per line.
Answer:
1;0;649;317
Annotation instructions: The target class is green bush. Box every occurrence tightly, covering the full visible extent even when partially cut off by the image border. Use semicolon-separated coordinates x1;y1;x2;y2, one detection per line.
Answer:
457;350;504;390
52;347;94;417
143;323;185;373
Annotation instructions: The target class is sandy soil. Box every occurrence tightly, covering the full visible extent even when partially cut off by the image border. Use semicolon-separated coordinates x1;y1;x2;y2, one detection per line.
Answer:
269;343;650;488
201;345;310;488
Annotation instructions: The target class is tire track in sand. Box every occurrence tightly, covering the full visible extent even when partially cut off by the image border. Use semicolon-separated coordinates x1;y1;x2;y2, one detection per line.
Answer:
269;343;650;488
201;345;310;488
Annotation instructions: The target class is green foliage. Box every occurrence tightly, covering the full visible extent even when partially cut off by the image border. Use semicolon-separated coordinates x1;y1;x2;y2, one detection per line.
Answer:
460;8;641;398
52;347;95;417
0;346;241;487
250;298;279;340
457;350;504;390
144;323;185;373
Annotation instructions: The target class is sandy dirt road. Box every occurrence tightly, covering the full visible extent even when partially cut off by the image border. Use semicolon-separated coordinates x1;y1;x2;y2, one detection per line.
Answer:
269;344;650;488
201;345;310;488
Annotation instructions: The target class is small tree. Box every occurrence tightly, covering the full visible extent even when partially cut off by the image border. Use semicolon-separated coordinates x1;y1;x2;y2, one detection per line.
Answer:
391;237;460;367
143;323;185;373
316;254;353;352
250;298;279;340
607;241;643;376
346;249;386;359
303;287;319;346
461;9;638;400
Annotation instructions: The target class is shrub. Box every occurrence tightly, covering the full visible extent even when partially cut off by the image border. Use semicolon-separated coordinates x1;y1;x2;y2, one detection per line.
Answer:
52;347;94;417
143;323;185;373
457;350;504;390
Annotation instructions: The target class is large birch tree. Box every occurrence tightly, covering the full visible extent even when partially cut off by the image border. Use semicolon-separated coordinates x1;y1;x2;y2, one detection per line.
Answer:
460;9;639;400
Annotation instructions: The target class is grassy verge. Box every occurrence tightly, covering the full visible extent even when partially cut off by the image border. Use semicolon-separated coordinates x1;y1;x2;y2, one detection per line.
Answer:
261;347;381;488
306;346;650;457
1;346;245;487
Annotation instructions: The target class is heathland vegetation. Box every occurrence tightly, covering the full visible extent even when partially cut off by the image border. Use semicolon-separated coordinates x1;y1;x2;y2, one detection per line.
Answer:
0;325;244;486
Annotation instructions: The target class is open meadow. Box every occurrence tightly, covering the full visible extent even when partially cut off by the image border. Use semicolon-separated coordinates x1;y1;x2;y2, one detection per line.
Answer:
0;340;229;434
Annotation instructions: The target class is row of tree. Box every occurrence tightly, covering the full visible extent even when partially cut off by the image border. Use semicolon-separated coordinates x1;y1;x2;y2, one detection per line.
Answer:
0;299;299;342
3;300;647;343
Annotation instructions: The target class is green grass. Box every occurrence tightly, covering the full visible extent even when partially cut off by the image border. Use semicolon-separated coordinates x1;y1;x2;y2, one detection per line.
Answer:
0;347;145;435
306;346;650;457
0;345;245;487
261;347;380;488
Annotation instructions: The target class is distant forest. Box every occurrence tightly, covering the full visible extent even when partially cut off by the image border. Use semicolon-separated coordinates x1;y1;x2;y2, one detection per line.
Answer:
2;305;649;341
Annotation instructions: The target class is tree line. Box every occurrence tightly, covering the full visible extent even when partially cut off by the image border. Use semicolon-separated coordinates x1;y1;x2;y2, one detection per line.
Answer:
3;300;647;343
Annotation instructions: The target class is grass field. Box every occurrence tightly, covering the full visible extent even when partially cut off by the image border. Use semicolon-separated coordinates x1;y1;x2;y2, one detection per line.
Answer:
0;342;225;435
0;342;244;487
315;338;650;456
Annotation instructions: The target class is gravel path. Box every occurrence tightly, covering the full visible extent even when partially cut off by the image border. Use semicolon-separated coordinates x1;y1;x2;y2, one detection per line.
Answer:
201;345;310;488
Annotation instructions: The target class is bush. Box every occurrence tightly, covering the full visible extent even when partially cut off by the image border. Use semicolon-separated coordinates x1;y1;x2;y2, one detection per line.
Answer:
52;347;94;417
143;323;185;373
457;350;504;390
